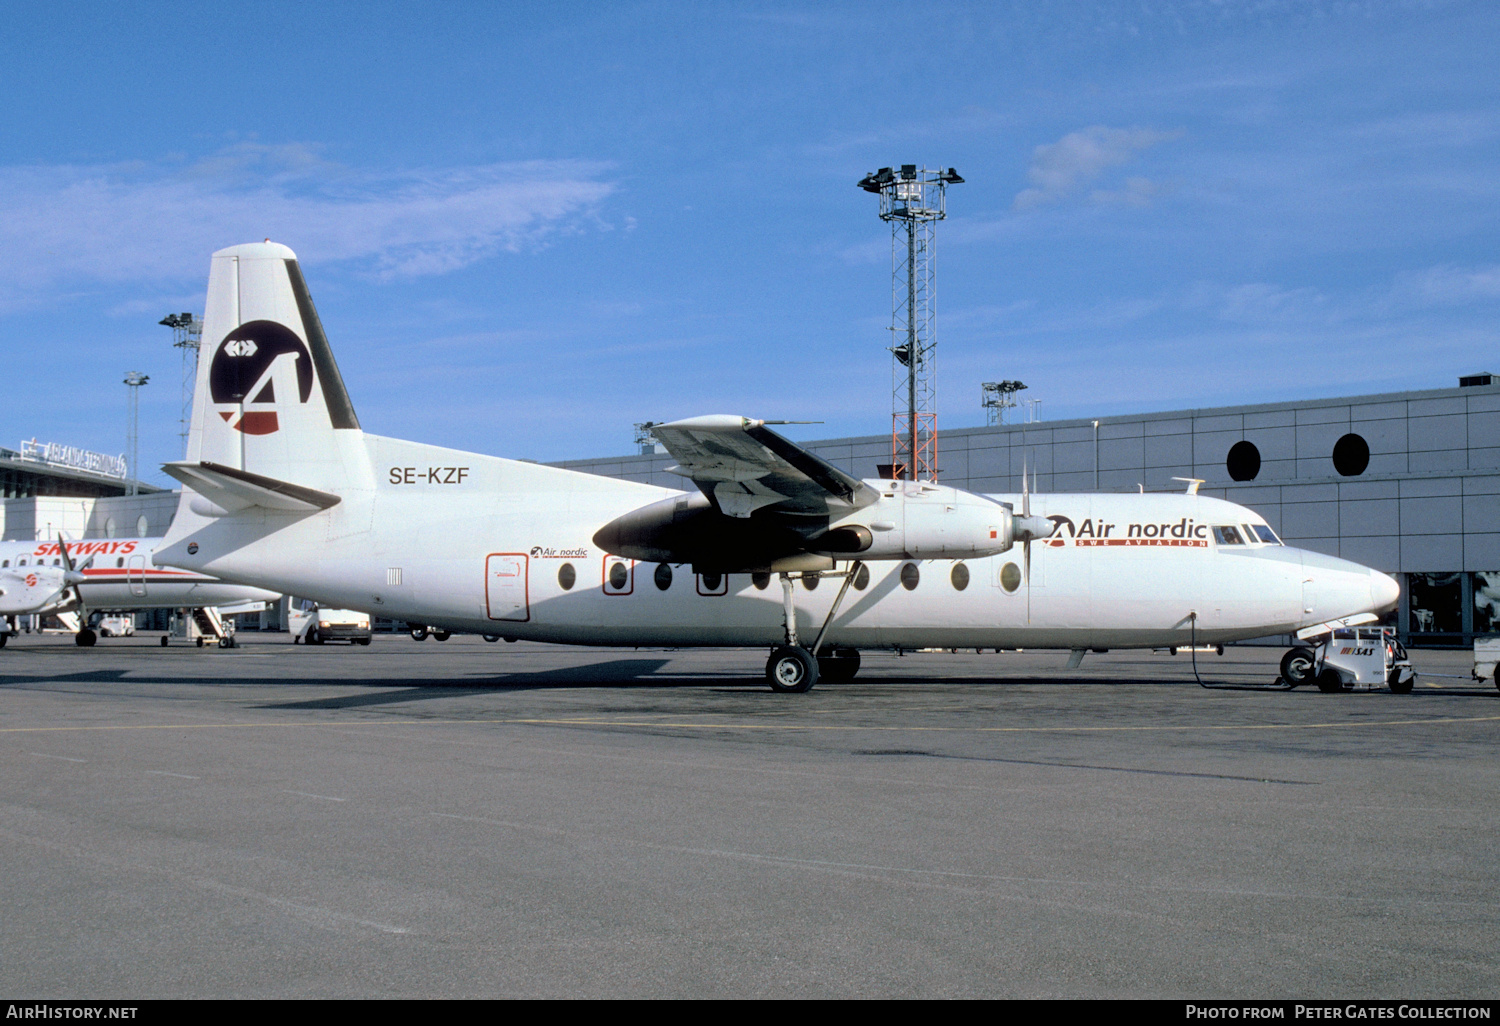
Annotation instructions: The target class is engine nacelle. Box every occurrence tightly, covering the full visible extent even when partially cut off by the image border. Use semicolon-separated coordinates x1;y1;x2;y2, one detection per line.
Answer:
0;567;70;615
811;483;1029;560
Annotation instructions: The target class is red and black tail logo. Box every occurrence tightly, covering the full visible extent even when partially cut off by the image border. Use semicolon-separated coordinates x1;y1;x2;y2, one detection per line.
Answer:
208;320;314;435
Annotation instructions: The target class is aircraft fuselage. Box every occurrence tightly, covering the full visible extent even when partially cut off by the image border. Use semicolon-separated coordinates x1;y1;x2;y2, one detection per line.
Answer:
161;436;1395;651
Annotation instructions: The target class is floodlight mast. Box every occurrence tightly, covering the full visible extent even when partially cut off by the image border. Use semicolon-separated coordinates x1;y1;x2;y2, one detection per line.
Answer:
123;371;149;496
857;165;962;481
981;380;1027;427
159;312;202;457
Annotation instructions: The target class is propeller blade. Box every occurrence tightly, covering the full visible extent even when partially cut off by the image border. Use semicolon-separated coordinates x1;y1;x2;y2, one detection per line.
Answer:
1024;536;1031;623
54;535;89;628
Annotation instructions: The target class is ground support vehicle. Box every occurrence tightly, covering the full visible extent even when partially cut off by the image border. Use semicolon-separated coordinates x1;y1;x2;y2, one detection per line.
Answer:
1278;625;1414;693
1472;638;1500;690
290;601;372;645
97;615;135;638
163;606;239;648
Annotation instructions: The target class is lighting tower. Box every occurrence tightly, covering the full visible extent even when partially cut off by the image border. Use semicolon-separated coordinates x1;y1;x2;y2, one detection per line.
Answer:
857;164;963;481
123;371;149;496
981;380;1027;427
159;312;202;456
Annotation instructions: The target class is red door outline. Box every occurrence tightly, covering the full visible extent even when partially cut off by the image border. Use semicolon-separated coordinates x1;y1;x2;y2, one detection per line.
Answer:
485;553;530;622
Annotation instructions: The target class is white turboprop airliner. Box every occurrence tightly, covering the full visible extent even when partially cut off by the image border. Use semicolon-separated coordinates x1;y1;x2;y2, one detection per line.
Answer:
0;536;279;647
154;242;1399;691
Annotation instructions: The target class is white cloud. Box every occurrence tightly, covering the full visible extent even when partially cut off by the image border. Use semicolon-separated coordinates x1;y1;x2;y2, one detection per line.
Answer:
0;146;616;311
1390;263;1500;306
1013;126;1180;210
1090;176;1169;206
1217;282;1329;324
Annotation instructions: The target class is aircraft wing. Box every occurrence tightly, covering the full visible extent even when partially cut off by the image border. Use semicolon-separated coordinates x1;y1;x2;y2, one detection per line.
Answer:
649;416;879;518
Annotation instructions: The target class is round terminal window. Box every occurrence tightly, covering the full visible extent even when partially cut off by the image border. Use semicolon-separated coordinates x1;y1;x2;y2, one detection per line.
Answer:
1226;440;1261;482
1332;433;1370;477
1000;562;1022;593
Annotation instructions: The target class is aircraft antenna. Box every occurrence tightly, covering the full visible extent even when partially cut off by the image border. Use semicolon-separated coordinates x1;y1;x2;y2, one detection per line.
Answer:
857;164;962;481
160;312;202;456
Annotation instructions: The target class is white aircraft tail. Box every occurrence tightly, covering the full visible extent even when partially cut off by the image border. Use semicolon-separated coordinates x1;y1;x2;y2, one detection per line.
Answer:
182;242;364;492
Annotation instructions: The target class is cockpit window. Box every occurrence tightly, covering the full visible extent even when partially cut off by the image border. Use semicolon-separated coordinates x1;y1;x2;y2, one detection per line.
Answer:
1251;524;1281;545
1212;526;1245;545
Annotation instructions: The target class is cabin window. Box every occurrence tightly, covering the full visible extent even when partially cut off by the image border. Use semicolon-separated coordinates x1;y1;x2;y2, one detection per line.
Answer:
751;571;770;590
654;563;673;591
802;574;819;591
18;559;25;566
950;563;969;591
700;571;722;592
1251;525;1281;545
557;563;576;590
852;564;869;590
999;562;1021;593
117;557;125;567
608;562;629;591
1212;526;1245;545
899;562;920;591
1;560;7;568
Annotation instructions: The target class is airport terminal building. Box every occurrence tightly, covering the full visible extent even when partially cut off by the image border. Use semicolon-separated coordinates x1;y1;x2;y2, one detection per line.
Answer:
556;376;1500;648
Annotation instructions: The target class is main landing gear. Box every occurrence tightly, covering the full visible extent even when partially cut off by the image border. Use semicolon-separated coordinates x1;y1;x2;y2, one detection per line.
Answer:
764;562;863;693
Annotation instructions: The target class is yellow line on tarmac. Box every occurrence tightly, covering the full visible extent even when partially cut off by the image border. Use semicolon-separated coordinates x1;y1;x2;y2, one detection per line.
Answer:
1;714;1499;735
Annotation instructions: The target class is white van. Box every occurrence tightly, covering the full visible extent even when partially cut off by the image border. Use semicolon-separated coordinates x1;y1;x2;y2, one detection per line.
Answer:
289;599;372;645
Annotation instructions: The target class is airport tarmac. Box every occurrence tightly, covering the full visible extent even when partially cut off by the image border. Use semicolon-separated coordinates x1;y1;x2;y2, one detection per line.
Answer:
1;633;1496;999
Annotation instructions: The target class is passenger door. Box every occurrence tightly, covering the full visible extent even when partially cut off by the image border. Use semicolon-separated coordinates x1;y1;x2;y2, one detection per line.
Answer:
485;553;529;622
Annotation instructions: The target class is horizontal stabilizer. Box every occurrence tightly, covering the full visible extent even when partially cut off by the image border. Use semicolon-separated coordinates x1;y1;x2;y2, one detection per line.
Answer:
163;461;342;515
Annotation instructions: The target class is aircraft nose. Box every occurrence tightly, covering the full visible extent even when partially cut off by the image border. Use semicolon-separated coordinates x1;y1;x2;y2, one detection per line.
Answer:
1371;569;1400;613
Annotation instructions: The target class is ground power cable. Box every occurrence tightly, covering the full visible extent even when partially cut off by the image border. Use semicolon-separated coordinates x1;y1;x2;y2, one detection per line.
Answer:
1188;611;1294;692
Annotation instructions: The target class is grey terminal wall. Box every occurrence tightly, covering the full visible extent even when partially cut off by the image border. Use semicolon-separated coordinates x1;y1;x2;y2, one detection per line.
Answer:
553;380;1500;647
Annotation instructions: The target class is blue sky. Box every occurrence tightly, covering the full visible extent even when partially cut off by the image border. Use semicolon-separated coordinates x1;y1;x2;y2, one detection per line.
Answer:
2;1;1497;484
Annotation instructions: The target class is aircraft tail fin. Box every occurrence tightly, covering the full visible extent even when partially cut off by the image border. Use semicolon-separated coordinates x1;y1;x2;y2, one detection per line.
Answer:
186;242;364;491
